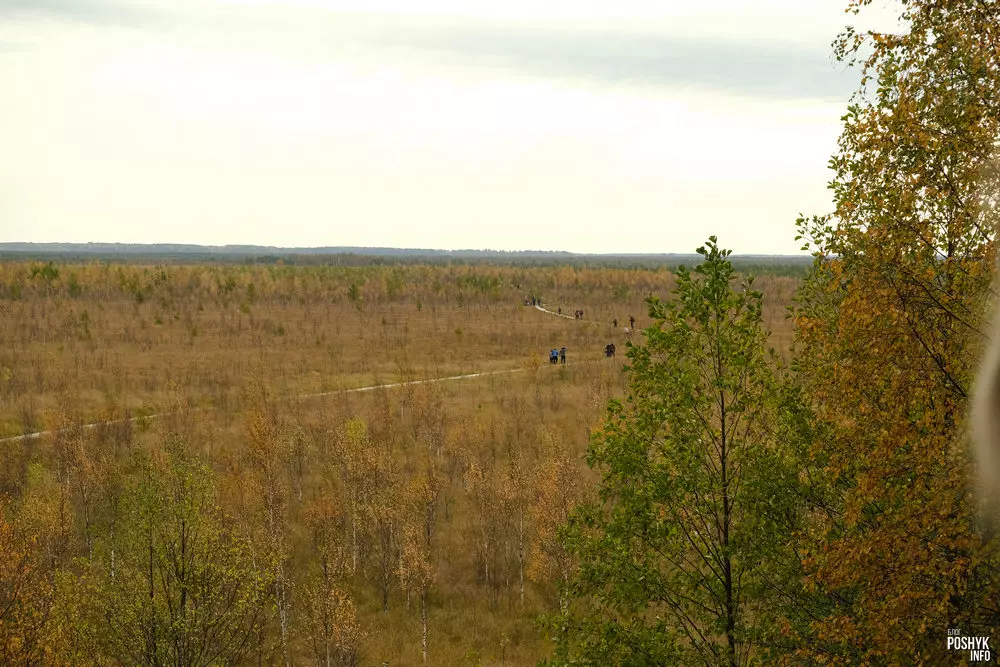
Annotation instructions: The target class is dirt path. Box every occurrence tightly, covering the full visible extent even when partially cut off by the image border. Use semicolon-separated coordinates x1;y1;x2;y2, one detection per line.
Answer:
534;304;611;326
534;304;633;334
0;367;532;444
0;302;611;444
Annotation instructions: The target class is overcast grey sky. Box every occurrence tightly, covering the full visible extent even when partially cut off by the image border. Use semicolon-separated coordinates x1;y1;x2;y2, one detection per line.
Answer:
0;0;902;253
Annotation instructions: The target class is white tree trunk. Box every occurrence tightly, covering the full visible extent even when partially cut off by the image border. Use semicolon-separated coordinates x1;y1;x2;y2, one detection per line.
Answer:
518;513;525;605
421;588;428;664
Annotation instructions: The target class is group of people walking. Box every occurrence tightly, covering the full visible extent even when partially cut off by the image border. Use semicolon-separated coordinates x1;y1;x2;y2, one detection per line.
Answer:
523;294;635;330
526;294;634;362
612;315;635;329
547;343;615;363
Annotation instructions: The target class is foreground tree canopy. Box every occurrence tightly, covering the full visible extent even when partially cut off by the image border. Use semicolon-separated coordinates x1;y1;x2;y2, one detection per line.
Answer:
551;0;1000;664
545;239;795;666
790;0;1000;661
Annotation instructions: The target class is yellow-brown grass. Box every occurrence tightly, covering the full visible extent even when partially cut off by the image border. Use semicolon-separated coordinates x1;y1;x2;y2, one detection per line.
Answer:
0;261;798;665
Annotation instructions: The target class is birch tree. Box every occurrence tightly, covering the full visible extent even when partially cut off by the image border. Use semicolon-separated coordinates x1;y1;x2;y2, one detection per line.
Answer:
95;442;266;666
547;239;787;666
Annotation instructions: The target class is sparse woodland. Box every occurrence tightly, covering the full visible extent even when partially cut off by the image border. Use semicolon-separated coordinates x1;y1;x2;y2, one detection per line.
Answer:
0;258;796;665
5;0;1000;664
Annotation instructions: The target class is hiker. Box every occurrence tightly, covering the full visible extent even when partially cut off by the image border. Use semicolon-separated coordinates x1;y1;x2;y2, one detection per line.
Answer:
604;343;612;357
613;317;618;328
580;309;584;319
550;348;559;364
629;315;635;328
559;346;567;364
558;307;562;315
610;342;616;357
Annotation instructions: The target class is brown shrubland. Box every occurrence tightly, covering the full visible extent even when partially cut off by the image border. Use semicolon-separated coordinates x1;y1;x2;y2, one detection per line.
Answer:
0;260;796;665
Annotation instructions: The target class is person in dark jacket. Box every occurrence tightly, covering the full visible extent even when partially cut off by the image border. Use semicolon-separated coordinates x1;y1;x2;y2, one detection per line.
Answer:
559;346;567;364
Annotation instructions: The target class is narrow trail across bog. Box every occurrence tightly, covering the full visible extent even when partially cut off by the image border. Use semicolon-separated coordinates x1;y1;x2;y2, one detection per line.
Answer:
534;304;632;333
0;301;620;444
0;367;531;444
533;304;608;325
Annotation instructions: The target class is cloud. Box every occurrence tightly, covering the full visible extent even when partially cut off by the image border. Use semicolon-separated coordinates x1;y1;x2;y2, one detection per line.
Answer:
0;0;160;25
0;0;857;101
0;38;26;52
366;21;857;101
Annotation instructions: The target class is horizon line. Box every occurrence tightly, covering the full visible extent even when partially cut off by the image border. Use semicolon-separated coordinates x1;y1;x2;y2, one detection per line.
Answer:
0;241;812;258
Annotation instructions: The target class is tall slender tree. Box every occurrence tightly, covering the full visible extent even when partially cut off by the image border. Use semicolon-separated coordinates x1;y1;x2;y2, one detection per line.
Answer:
547;239;787;666
301;493;361;667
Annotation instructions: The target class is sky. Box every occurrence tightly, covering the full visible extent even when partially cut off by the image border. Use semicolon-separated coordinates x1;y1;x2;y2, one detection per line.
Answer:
0;0;904;254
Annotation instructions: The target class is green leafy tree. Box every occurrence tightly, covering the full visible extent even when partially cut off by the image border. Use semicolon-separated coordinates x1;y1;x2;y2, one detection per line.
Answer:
91;441;267;666
546;238;789;666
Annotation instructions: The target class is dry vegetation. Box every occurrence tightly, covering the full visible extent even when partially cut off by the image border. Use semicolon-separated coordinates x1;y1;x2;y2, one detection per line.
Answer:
0;260;797;665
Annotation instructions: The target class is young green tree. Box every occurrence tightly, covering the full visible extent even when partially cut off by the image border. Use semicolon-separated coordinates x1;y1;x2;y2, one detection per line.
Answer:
546;238;787;667
92;441;267;666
